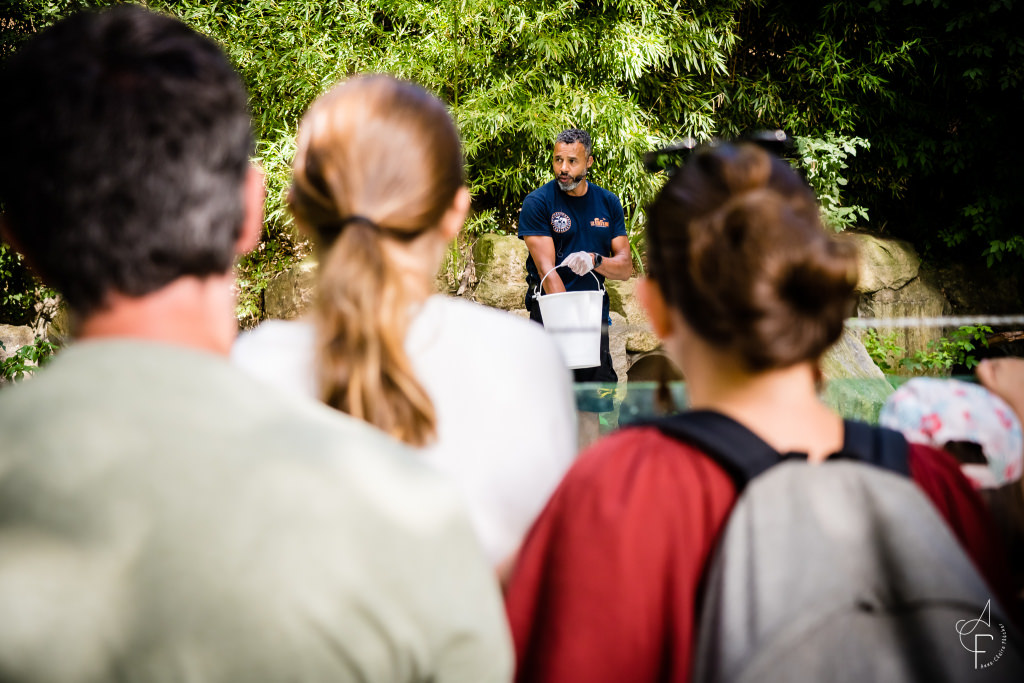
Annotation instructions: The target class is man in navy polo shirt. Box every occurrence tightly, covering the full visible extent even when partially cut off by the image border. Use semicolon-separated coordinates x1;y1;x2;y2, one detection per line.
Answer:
518;129;632;420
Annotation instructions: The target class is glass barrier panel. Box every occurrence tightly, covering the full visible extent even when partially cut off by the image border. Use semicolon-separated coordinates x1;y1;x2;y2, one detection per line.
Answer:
571;376;983;449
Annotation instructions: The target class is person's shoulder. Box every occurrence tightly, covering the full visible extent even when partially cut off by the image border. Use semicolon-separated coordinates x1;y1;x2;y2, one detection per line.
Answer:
904;439;992;507
561;425;735;499
903;438;994;534
525;424;739;556
906;440;969;481
231;319;314;371
592;183;625;213
587;182;621;202
519;182;557;236
257;389;416;475
522;180;557;206
231;319;317;397
0;341;114;425
427;296;545;340
577;425;729;470
0;338;465;529
255;394;474;530
233;319;313;356
416;295;566;370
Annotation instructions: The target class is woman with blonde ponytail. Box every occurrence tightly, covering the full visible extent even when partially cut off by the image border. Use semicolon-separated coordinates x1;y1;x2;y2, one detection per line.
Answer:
233;75;576;569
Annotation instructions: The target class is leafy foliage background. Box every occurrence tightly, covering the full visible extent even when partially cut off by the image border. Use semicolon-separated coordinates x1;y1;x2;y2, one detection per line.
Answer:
2;0;1022;325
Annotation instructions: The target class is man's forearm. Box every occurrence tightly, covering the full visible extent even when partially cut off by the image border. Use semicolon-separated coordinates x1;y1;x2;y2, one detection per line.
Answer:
594;251;632;281
523;235;567;293
537;260;567;293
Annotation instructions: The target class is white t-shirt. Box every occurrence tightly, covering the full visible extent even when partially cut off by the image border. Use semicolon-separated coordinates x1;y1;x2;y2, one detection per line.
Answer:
232;295;577;565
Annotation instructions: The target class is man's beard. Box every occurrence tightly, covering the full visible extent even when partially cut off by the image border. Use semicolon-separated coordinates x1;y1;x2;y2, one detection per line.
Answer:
556;171;586;192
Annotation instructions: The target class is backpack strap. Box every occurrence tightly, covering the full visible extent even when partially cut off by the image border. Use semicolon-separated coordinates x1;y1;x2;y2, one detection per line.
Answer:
830;420;911;477
639;411;911;491
640;410;784;491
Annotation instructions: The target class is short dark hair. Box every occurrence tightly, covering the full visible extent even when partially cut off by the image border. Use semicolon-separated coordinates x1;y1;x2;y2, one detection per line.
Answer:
0;6;253;314
646;143;858;371
555;129;592;158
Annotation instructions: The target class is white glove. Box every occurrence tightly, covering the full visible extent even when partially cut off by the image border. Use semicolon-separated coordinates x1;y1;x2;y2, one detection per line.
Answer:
560;251;594;276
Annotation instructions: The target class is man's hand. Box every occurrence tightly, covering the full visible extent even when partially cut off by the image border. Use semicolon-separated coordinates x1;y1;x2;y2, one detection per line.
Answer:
560;251;594;276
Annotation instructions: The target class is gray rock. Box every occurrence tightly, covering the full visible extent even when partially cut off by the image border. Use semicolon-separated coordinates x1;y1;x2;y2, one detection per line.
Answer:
821;377;895;423
606;278;660;353
0;324;36;363
474;279;529;311
820;328;887;382
836;234;952;366
844;233;921;294
44;301;75;346
472;234;529;311
820;328;894;423
264;259;318;320
0;324;43;385
857;276;950;365
605;279;628;318
608;312;629;391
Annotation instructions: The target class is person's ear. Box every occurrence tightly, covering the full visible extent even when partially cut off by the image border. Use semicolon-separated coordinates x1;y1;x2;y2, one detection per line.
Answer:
636;277;674;339
586;155;594;170
235;163;266;255
439;186;471;241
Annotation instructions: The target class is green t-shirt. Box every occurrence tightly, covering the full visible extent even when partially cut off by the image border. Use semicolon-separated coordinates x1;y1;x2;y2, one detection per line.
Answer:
0;340;512;683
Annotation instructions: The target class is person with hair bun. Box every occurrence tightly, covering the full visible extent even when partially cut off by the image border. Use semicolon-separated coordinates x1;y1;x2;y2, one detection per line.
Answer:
233;75;576;571
504;142;1012;682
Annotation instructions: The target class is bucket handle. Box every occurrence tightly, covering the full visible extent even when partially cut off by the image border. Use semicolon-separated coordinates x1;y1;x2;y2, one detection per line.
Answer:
533;266;605;301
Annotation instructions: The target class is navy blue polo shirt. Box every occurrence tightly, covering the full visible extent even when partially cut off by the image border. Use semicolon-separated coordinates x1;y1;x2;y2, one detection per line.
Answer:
517;180;627;316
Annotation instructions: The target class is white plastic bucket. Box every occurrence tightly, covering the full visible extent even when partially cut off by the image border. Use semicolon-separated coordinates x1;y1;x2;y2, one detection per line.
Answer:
534;268;604;369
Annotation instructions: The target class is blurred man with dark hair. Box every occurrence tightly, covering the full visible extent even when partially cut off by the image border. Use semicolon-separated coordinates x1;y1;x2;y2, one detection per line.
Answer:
0;7;511;682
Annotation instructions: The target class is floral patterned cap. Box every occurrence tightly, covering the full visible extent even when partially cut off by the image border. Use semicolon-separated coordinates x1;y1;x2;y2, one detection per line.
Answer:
879;377;1024;489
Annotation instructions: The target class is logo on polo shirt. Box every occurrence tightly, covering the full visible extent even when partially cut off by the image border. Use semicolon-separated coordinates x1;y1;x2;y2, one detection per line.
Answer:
551;212;571;233
591;217;610;228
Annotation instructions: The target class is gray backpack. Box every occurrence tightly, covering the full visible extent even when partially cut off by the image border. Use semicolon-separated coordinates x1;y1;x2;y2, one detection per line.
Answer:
647;411;1024;682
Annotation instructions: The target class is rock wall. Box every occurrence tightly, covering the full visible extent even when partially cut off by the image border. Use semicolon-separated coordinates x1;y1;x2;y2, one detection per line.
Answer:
819;328;893;422
264;259;317;320
0;324;36;363
605;279;659;354
471;234;530;310
844;233;951;362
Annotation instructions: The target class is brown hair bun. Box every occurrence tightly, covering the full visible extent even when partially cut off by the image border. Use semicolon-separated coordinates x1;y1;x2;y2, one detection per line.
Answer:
647;143;858;371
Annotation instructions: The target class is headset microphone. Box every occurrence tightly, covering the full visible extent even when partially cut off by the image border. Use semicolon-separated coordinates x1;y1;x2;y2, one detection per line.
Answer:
560;169;587;184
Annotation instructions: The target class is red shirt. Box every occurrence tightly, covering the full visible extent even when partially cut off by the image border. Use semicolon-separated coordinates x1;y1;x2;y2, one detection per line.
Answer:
505;426;1013;683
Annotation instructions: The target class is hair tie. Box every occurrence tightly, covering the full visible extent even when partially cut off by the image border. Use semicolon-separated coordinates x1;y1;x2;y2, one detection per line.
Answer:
338;215;380;231
318;214;432;243
316;214;380;239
